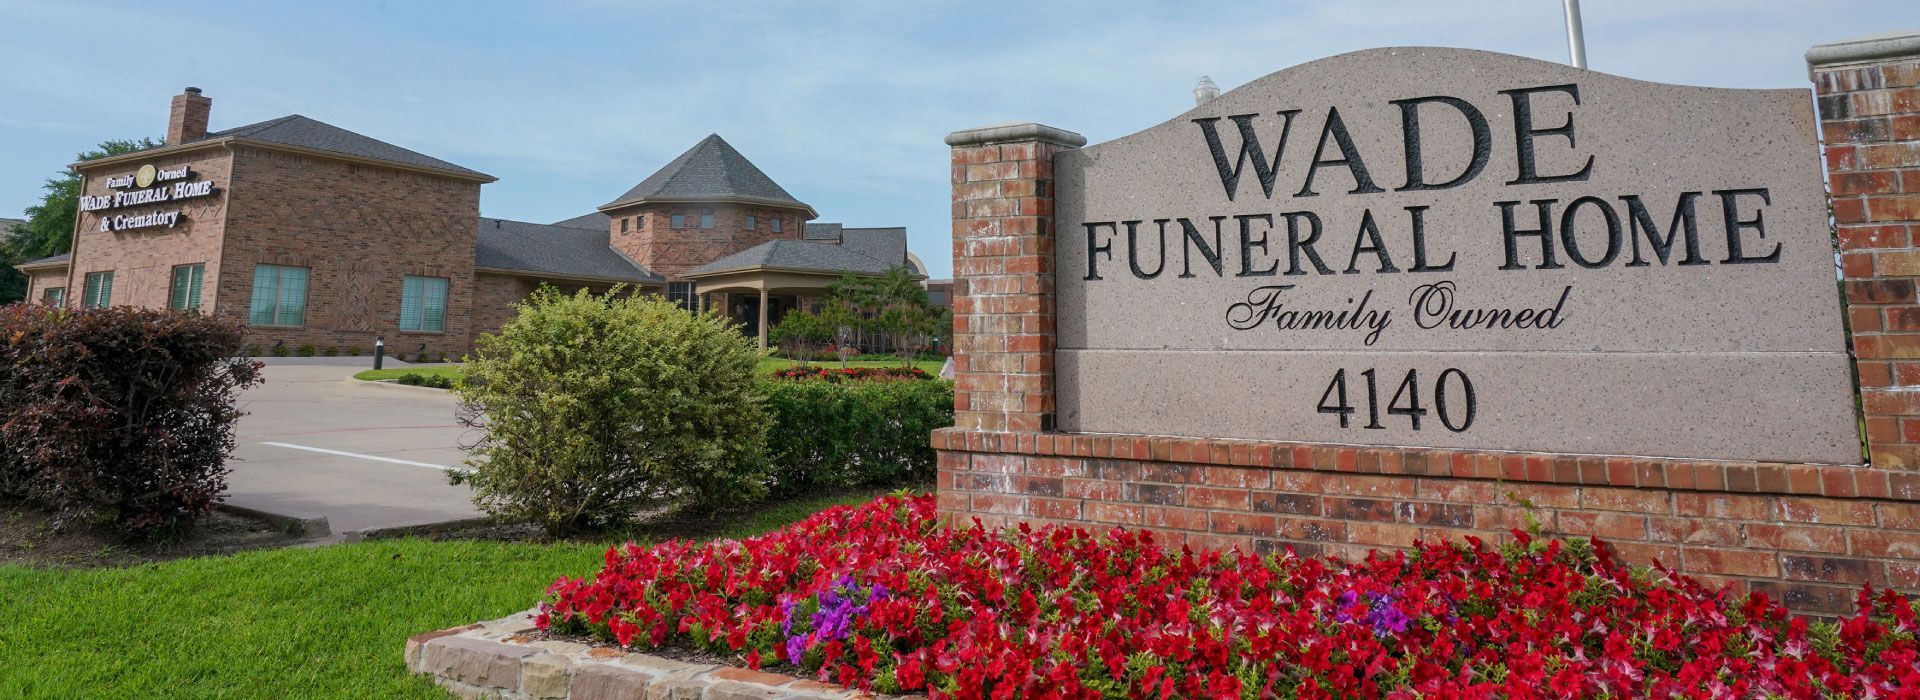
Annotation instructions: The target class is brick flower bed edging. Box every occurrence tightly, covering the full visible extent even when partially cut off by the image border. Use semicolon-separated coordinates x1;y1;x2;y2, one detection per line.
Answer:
406;610;914;700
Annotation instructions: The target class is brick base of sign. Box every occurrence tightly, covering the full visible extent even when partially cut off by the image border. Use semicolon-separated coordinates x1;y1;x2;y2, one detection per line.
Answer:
933;428;1920;616
406;611;903;700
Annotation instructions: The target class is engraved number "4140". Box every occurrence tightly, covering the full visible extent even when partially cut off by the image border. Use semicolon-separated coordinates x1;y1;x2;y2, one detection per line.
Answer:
1317;368;1476;432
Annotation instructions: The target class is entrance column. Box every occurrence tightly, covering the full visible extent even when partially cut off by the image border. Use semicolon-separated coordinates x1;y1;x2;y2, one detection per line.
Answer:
758;288;770;350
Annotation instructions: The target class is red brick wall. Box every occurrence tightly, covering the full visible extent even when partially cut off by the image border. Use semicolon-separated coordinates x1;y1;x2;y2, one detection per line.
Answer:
67;148;234;313
217;146;481;356
470;272;620;348
1820;55;1920;469
23;267;68;303
605;204;805;280
934;430;1920;615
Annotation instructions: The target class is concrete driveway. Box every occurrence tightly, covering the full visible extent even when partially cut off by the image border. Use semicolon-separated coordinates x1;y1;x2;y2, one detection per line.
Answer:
225;359;483;536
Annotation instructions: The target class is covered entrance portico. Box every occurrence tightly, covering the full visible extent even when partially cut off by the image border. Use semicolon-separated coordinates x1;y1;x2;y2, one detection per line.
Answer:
687;269;846;349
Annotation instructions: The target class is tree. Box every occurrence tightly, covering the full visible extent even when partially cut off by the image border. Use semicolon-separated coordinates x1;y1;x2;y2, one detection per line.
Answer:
769;305;832;365
1;138;160;303
825;267;937;366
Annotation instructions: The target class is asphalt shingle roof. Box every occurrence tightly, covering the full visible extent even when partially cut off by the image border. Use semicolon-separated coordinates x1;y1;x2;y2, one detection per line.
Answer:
551;212;610;230
16;252;70;267
475;218;661;283
840;227;907;266
191;115;491;180
601;134;807;210
682;226;909;277
803;222;843;241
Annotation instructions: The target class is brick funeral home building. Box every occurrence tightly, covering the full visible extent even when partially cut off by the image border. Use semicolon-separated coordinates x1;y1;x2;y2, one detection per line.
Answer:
13;88;928;355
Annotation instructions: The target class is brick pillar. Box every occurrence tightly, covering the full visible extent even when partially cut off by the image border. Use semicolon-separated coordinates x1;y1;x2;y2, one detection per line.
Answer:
945;123;1086;432
1811;33;1920;469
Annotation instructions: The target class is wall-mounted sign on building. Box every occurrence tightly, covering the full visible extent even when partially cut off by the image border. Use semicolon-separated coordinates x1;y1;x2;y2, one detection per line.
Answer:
1053;47;1854;464
81;162;219;232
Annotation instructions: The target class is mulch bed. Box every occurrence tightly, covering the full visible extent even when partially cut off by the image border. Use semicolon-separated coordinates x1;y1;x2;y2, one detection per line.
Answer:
0;504;306;568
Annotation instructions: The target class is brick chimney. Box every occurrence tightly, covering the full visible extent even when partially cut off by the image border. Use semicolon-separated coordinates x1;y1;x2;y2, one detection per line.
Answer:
166;87;211;145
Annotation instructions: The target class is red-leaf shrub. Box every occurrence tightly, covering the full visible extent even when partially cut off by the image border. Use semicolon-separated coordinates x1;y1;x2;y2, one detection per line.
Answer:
0;304;262;536
540;494;1920;698
768;366;933;382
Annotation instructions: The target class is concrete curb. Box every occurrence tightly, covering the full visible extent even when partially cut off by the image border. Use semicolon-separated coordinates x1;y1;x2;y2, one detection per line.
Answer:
409;610;918;699
344;377;457;395
343;515;496;542
214;501;331;537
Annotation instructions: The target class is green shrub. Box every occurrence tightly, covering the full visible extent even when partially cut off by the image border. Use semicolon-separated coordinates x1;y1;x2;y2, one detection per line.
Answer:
270;344;288;357
322;346;338;357
296;344;315;357
453;287;769;535
347;346;363;356
246;344;261;357
757;377;952;496
395;373;455;389
0;305;263;537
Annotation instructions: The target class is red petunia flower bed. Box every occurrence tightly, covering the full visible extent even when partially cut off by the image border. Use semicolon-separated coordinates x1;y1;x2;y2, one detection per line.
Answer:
768;366;935;382
538;494;1920;698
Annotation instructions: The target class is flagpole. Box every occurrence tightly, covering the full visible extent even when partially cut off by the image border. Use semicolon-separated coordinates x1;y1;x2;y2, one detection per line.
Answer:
1563;0;1589;68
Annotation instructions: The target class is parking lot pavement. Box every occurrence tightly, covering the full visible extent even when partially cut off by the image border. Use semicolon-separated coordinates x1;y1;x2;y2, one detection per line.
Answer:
225;361;483;536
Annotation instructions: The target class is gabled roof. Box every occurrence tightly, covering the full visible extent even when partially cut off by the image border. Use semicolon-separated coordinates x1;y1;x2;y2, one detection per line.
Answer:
199;115;491;179
16;252;70;269
599;134;812;214
77;115;493;182
551;211;610;230
476;217;662;284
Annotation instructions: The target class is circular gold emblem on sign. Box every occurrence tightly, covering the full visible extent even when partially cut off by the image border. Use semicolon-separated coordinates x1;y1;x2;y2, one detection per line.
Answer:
134;164;157;188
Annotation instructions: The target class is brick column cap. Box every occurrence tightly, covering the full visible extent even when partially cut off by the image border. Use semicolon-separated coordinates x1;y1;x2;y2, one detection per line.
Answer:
945;122;1087;148
1807;30;1920;69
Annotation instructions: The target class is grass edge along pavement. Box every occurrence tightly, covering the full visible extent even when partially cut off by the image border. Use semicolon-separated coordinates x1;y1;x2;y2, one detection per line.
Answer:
0;490;883;699
353;358;945;384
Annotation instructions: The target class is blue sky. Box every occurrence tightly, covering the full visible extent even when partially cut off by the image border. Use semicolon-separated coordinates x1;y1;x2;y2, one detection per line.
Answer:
0;0;1909;277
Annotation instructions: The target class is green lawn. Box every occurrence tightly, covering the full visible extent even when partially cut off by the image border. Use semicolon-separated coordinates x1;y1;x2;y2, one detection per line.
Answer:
353;359;945;384
0;491;883;699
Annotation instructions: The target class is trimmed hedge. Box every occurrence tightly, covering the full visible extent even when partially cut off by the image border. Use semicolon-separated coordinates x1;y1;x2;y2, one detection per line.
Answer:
0;304;262;536
757;377;952;496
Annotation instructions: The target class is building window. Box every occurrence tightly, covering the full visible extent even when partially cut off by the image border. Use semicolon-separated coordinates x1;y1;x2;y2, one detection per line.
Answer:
41;287;64;306
667;281;697;310
635;215;645;229
248;264;309;327
400;275;449;332
771;217;783;233
82;271;114;308
671;214;687;229
621;217;629;232
746;215;757;230
699;213;715;229
169;264;205;311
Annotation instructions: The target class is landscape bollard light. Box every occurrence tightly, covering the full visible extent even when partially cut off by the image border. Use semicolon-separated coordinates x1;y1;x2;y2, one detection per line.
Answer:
374;336;385;371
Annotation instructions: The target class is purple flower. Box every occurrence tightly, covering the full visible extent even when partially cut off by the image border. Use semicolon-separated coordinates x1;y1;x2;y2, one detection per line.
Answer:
785;633;809;665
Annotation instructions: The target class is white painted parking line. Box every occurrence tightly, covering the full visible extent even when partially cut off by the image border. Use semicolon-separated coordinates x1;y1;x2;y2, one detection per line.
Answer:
257;441;469;472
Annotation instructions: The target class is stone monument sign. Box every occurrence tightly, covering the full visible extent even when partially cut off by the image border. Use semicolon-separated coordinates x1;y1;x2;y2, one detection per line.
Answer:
1053;47;1856;463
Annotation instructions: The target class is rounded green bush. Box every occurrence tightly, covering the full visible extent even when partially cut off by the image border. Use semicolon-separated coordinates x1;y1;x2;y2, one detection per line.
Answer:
453;287;769;535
